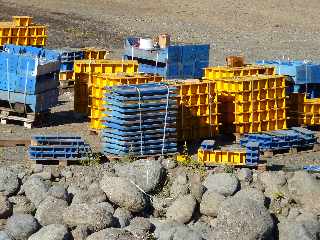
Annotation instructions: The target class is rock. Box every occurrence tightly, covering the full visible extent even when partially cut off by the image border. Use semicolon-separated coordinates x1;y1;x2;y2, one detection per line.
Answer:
152;196;172;217
100;176;147;213
237;168;253;182
114;208;133;228
126;217;153;236
190;174;205;202
28;224;69;240
211;197;274;240
71;182;106;204
200;191;225;217
258;171;287;197
0;195;12;219
114;160;165;193
0;231;13;240
23;176;49;207
8;196;35;215
166;194;196;224
96;202;115;214
35;196;68;226
234;187;266;206
31;170;52;181
170;173;189;199
71;225;88;240
47;186;68;201
161;158;177;169
32;165;43;174
278;213;320;240
0;169;20;196
287;171;320;214
86;228;135;240
62;203;113;232
6;214;39;240
203;173;239;197
287;207;301;220
188;220;213;240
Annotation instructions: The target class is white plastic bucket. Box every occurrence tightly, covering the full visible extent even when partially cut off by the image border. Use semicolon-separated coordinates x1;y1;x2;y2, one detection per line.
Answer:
139;38;153;50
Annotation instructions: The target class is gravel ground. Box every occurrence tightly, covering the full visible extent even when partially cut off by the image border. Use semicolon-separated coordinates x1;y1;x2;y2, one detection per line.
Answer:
0;0;320;169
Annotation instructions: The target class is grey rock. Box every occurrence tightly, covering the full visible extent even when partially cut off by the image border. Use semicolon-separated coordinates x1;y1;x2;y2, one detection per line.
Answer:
237;168;253;182
188;220;213;240
190;174;205;202
288;171;320;214
114;160;165;193
234;187;266;206
71;225;88;240
71;182;106;204
166;194;196;224
96;202;115;214
211;197;274;240
9;196;35;215
203;173;239;197
0;231;13;240
100;176;147;213
35;196;68;226
62;203;113;232
170;173;189;199
0;169;19;196
32;165;43;174
161;158;177;169
28;224;69;240
152;196;172;217
0;195;12;219
86;228;135;240
126;217;153;236
200;191;225;217
287;207;301;220
114;208;133;228
47;186;68;201
23;176;49;207
31;170;52;181
6;214;39;240
258;171;287;198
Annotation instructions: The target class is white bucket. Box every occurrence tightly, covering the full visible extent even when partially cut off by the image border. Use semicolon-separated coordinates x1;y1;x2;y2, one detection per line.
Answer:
139;38;153;50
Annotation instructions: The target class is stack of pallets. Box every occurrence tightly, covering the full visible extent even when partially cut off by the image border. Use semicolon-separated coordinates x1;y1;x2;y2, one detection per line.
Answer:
101;83;177;157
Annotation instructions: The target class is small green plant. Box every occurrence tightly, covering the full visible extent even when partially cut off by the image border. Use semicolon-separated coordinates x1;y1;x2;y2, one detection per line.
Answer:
223;165;235;174
273;191;285;201
80;151;101;166
120;144;137;163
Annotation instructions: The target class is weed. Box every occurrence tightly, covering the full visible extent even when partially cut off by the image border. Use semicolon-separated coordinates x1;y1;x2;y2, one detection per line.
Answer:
80;151;101;166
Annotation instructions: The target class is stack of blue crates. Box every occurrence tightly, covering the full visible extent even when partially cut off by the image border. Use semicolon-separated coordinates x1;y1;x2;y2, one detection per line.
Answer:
256;60;320;98
57;48;84;78
240;128;317;151
28;135;92;160
123;37;210;79
0;44;60;112
101;83;177;156
245;142;260;166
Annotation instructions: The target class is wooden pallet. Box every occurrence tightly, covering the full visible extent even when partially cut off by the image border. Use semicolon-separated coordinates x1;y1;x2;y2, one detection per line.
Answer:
29;158;82;167
0;106;49;129
261;143;320;157
0;139;30;147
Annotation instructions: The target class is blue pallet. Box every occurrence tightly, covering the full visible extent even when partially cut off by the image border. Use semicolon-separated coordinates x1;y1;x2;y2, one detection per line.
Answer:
303;166;320;172
102;128;176;137
101;131;176;141
123;37;209;79
60;62;74;71
292;84;320;98
0;88;58;112
104;99;177;109
31;135;86;146
103;147;177;156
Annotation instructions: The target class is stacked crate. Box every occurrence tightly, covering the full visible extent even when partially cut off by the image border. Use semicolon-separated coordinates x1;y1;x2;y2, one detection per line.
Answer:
73;59;138;114
82;47;109;60
0;16;47;46
101;83;177;157
58;49;84;87
300;97;320;126
167;79;220;141
90;73;163;130
204;66;287;134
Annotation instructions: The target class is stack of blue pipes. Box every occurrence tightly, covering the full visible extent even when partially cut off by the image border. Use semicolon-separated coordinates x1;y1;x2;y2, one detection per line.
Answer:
101;83;177;156
0;44;60;112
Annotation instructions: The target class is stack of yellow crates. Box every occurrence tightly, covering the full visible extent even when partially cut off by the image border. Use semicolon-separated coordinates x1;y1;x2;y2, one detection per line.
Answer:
90;73;163;130
82;47;109;60
167;79;220;141
293;95;320;126
73;59;138;114
0;16;47;46
204;66;287;134
198;148;246;166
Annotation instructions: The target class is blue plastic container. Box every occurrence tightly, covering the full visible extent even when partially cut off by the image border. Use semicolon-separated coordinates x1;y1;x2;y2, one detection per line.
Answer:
123;37;210;79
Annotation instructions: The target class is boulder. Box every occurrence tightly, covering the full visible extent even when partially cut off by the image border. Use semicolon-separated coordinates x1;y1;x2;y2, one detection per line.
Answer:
6;214;39;240
8;196;35;215
170;172;189;199
234;187;266;206
28;224;69;240
71;182;106;204
190;174;205;202
22;176;49;207
62;203;113;232
113;208;133;228
86;228;135;240
35;196;68;226
258;171;287;198
71;225;88;240
0;195;12;219
0;231;13;240
47;186;68;201
166;194;196;224
126;217;154;236
200;191;225;217
203;173;239;197
237;168;253;182
0;168;20;196
210;197;274;240
100;176;147;213
114;160;165;193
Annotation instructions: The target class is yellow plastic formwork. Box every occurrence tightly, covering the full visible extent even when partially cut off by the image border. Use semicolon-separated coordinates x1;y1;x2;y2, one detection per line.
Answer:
89;73;164;130
59;72;74;81
0;16;47;46
82;47;109;60
167;79;220;141
204;65;276;80
299;97;320;126
198;148;246;166
234;119;287;134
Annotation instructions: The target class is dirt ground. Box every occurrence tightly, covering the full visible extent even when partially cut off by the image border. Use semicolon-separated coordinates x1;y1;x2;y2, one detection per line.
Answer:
1;0;320;169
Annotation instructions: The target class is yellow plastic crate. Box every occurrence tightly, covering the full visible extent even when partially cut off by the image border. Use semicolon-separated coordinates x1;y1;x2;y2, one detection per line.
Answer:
59;71;74;81
0;37;10;45
28;36;47;46
0;26;11;37
90;107;107;119
90;118;105;129
198;148;246;166
204;65;276;80
28;26;46;36
12;16;33;27
91;87;108;99
300;114;320;126
11;37;28;46
73;60;138;74
234;119;287;134
82;47;109;60
178;126;219;142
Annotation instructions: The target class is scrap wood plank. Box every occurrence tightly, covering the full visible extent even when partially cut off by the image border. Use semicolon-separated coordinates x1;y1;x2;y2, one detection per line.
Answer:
0;139;31;147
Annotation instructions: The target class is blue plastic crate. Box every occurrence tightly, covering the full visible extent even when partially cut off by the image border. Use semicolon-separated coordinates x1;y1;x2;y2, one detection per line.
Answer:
31;135;86;146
